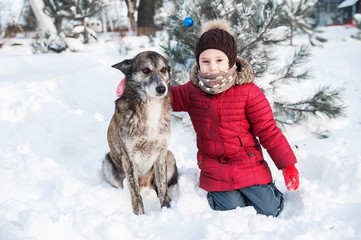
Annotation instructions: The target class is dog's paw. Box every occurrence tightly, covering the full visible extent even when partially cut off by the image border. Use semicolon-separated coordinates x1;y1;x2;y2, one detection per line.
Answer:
161;201;171;209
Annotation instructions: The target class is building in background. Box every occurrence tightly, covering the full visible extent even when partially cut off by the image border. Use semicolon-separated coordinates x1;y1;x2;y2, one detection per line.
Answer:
315;0;361;26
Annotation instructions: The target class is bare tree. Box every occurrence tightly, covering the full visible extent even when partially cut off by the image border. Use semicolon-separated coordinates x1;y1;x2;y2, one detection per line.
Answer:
43;0;74;31
69;0;107;43
125;0;137;32
137;0;156;36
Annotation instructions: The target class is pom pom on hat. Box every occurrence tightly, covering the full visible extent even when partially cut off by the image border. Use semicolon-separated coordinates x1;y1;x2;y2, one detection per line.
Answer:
194;19;237;68
200;19;233;35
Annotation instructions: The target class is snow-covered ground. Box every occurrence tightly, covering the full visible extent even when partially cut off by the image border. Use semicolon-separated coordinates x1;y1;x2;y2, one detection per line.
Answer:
1;26;361;240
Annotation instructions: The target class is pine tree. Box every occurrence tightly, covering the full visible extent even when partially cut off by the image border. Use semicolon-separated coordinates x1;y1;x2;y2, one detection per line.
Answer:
68;0;107;43
278;0;324;46
43;0;74;32
42;0;107;43
164;0;345;135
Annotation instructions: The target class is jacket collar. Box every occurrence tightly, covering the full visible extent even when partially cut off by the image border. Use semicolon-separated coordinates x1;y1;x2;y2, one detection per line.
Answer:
189;56;255;87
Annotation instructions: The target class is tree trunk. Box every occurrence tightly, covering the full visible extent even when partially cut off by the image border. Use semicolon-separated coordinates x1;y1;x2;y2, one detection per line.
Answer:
29;0;57;35
129;11;136;33
102;8;107;33
290;24;293;46
54;16;62;32
137;0;156;36
82;18;89;44
125;0;137;33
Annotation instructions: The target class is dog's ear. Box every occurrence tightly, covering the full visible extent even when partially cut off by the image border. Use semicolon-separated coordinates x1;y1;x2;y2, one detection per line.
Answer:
112;59;132;75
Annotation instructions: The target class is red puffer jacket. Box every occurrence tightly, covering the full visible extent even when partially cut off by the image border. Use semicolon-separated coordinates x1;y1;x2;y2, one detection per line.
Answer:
171;57;297;192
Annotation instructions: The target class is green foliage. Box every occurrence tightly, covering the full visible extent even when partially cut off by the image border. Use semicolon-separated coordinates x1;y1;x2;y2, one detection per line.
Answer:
277;0;326;46
72;0;106;20
274;86;346;126
32;33;67;53
271;45;312;86
43;0;107;30
43;0;76;31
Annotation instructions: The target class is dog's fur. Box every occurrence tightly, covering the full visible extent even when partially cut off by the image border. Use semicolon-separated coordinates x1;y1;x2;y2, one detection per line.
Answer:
102;51;178;215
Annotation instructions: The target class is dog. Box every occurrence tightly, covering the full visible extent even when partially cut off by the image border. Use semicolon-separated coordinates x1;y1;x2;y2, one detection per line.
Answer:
102;51;178;215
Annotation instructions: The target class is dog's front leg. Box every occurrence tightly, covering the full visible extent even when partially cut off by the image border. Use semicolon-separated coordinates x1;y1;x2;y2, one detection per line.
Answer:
122;155;145;215
155;151;171;208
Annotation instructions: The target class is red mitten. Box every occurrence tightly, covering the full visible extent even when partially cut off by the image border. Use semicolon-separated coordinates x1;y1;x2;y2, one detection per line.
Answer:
282;164;299;191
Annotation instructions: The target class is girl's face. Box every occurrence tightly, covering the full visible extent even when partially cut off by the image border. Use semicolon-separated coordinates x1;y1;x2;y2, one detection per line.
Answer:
199;49;230;74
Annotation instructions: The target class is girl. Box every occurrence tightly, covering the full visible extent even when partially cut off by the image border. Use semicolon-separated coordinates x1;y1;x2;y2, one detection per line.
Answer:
170;19;299;217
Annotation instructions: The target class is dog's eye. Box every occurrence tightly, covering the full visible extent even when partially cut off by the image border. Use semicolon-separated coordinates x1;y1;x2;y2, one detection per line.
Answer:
142;68;150;74
160;67;167;73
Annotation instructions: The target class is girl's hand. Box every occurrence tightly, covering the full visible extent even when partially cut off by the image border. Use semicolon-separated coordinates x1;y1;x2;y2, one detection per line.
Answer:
282;164;299;191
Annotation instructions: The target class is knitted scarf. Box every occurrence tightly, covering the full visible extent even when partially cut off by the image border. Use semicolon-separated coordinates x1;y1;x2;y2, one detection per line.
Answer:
198;65;237;94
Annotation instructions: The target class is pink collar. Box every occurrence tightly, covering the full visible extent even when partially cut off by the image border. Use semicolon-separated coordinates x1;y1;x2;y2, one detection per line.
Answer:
116;78;125;97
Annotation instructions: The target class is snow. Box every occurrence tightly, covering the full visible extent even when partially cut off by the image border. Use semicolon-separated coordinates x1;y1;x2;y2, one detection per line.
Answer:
337;0;359;9
0;0;23;28
354;13;361;25
1;26;361;239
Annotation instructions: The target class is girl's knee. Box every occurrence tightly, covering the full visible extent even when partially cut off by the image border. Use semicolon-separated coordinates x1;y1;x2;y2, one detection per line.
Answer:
258;198;284;217
207;190;245;211
242;183;284;217
256;183;284;217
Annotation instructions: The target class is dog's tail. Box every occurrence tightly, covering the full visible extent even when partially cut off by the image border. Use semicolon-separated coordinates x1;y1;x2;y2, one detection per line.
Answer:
102;153;125;188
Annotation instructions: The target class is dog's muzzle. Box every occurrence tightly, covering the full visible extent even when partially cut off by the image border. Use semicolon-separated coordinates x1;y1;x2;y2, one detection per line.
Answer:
156;85;166;95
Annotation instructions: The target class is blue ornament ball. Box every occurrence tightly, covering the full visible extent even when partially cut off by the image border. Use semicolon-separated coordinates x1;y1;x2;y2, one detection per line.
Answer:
183;17;193;27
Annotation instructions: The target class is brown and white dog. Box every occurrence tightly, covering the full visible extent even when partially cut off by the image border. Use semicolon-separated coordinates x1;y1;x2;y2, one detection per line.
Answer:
102;51;178;215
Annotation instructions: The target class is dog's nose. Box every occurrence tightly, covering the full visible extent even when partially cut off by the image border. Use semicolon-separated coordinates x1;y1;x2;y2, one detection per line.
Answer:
156;85;166;95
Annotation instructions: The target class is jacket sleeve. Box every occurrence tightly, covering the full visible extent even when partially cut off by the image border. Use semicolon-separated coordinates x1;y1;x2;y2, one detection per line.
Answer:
170;82;192;112
245;83;297;169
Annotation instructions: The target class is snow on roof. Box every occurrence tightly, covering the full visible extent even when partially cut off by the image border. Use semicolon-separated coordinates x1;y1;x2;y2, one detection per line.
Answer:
337;0;359;8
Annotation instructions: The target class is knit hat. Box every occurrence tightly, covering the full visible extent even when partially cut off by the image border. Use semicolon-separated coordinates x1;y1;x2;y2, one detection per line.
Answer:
194;19;237;68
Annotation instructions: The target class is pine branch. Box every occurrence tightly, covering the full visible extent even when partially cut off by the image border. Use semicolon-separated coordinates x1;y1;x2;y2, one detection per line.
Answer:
274;86;346;125
239;0;286;53
279;0;319;46
270;44;312;85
